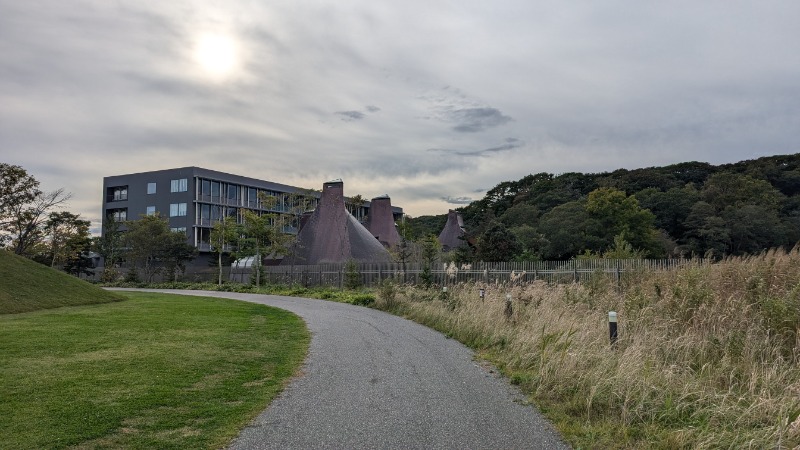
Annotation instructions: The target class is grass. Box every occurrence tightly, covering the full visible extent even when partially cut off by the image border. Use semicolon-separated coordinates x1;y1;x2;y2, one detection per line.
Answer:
0;291;309;449
104;279;377;306
0;250;125;314
370;250;800;449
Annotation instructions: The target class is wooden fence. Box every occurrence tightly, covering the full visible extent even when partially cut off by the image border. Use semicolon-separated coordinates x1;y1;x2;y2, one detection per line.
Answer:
233;259;704;288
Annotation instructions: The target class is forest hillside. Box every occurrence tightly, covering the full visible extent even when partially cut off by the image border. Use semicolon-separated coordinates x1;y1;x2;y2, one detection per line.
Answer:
409;153;800;260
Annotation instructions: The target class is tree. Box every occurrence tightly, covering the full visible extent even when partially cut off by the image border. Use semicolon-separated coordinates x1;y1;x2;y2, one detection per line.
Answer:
701;172;783;212
238;210;276;287
510;224;547;261
209;216;238;285
475;221;521;262
62;228;94;278
0;163;40;233
392;219;415;282
499;203;540;228
0;164;72;256
585;187;662;257
162;231;198;282
538;200;600;260
123;213;195;282
682;201;729;258
345;193;366;221
6;188;72;256
404;214;447;241
419;234;441;287
268;189;319;272
93;218;124;282
42;212;90;268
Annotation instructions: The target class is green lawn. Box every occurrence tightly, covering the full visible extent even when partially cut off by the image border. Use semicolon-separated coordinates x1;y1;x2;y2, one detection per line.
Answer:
0;291;309;449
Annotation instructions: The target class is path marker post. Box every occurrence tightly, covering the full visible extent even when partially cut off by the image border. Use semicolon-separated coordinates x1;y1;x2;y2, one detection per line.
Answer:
609;311;618;347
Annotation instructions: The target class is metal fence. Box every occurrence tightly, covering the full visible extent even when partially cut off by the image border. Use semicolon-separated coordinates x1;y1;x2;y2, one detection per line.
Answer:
241;259;702;288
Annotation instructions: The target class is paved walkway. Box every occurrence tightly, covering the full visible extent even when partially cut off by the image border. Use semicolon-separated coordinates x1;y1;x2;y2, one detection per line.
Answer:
122;290;569;449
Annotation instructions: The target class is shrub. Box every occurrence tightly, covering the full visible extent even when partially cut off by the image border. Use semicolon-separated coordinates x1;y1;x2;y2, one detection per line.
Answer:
376;279;398;310
344;259;362;290
348;294;375;306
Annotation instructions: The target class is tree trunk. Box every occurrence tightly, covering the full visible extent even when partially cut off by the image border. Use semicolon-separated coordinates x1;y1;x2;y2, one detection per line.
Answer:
218;250;223;286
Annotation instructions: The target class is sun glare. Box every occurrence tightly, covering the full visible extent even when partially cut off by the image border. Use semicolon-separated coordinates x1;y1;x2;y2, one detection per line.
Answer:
193;33;238;78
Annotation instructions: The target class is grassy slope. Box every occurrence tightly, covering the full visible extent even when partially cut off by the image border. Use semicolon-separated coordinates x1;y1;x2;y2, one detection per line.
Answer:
0;250;125;314
0;291;310;449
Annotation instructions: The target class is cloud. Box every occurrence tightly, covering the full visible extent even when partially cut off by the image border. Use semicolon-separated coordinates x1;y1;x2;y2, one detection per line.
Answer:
334;111;366;121
334;106;380;122
428;138;523;157
2;0;800;227
448;107;513;133
441;196;473;205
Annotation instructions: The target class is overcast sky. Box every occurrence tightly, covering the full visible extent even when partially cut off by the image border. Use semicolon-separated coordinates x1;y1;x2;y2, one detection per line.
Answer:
1;1;799;232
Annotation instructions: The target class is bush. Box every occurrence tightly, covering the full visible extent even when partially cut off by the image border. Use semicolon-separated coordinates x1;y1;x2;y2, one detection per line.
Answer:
348;294;375;306
344;260;362;290
124;268;140;283
377;279;398;310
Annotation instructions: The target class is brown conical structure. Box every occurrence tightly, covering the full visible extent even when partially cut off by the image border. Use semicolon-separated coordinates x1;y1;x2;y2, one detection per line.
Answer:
282;180;392;265
364;195;401;248
438;209;466;252
298;210;314;233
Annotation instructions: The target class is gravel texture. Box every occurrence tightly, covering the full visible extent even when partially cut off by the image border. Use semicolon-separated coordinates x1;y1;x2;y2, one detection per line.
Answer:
125;290;570;450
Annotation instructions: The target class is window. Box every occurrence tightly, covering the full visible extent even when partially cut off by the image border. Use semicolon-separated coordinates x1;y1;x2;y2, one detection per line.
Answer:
211;205;222;222
147;182;156;194
106;186;128;202
171;227;187;233
248;187;258;207
226;183;239;205
211;181;221;201
108;208;127;222
146;206;156;216
199;204;211;225
170;178;188;192
170;203;187;217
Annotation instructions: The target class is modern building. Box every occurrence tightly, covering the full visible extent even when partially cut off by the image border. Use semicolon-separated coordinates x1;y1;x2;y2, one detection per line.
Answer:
101;167;403;253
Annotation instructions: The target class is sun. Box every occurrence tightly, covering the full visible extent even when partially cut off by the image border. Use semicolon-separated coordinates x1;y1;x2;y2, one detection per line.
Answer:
193;33;238;78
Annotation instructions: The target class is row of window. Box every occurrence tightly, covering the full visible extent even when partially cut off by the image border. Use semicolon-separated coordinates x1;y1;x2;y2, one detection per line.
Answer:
144;203;187;217
109;179;320;215
108;179;188;202
196;178;317;212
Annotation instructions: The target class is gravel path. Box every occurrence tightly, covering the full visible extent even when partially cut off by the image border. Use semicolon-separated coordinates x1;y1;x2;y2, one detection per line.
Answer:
121;290;569;449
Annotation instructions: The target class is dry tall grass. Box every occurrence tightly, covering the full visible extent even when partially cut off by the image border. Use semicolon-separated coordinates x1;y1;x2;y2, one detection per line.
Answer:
376;249;800;449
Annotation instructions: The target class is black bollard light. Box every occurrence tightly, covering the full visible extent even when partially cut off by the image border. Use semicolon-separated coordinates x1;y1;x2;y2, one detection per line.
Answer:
609;311;618;346
479;288;485;301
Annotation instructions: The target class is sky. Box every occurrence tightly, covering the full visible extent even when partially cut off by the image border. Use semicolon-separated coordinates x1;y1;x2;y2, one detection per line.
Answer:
1;1;799;233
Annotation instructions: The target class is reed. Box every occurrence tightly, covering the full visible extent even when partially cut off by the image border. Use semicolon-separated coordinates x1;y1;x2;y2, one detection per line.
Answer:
376;248;800;448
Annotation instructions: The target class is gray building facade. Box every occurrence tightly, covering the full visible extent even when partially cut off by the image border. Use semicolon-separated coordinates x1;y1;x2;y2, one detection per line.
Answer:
102;167;403;253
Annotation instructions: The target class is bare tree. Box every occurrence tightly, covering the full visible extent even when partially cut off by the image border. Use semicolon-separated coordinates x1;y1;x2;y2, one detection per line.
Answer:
7;188;72;256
